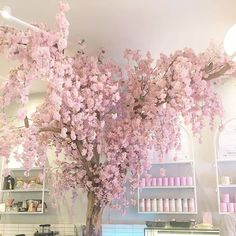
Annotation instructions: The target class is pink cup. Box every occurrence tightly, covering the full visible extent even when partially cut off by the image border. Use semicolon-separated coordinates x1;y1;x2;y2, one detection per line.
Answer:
163;177;169;186
151;178;157;186
228;203;235;212
168;177;174;186
175;177;180;186
222;193;230;203
157;177;162;186
220;202;227;212
186;177;193;186
180;176;187;186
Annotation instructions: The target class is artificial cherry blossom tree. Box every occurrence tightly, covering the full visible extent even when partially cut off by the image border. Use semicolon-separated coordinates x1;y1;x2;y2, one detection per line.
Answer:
0;2;235;236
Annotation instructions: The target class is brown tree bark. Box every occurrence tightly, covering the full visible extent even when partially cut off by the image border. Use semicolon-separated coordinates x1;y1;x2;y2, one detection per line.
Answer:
85;191;104;236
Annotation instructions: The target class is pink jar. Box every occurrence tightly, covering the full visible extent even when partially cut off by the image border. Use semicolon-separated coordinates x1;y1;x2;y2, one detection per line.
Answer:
168;177;174;186
145;198;151;212
151;177;157;186
188;198;195;212
220;202;227;212
222;193;230;203
163;198;170;212
163;177;169;186
186;177;193;186
180;176;187;186
228;203;235;212
139;199;145;212
175;177;180;186
157;177;162;186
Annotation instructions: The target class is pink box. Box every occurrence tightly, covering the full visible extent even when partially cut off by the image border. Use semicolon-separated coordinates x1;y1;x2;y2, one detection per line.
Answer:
157;177;163;186
168;177;174;186
186;177;193;186
175;177;180;186
180;176;187;186
163;177;169;186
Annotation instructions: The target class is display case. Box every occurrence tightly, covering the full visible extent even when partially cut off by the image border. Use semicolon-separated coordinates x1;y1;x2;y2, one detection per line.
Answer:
215;118;236;214
0;157;49;215
138;127;198;214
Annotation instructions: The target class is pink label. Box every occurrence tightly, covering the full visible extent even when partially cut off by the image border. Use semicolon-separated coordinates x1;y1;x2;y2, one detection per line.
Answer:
168;177;174;186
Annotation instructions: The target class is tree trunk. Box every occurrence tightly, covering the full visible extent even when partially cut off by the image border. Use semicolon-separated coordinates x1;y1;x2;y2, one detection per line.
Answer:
85;191;104;236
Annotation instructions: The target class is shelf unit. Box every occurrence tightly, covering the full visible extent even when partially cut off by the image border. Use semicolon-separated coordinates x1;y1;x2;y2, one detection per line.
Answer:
215;118;236;214
0;159;48;215
138;127;198;215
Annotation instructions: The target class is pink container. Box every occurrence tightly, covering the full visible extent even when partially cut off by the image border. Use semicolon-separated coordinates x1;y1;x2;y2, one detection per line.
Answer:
146;177;151;187
228;203;235;212
163;198;170;212
163;177;169;186
186;177;193;186
188;198;195;212
151;177;157;186
220;202;227;212
168;177;174;186
222;193;230;203
145;198;151;212
180;176;187;186
175;177;180;186
157;177;163;186
139;199;145;212
140;178;146;187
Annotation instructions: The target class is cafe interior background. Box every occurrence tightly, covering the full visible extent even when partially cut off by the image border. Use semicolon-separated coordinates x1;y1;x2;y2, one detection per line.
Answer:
0;0;236;235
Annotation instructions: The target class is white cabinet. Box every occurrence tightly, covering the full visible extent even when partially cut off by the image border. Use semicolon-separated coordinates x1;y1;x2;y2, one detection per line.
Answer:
215;118;236;214
138;127;198;215
0;160;48;215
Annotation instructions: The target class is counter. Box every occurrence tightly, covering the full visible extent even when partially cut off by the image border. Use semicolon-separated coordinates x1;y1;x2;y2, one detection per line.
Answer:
144;228;220;236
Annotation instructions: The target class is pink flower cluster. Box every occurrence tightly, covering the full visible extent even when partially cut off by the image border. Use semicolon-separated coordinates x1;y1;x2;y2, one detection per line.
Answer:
0;2;235;208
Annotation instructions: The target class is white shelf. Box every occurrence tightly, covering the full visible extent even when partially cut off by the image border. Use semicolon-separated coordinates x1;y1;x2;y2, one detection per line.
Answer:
138;211;197;214
217;158;236;163
139;186;195;189
150;160;193;165
0;211;44;215
0;189;50;193
218;185;236;188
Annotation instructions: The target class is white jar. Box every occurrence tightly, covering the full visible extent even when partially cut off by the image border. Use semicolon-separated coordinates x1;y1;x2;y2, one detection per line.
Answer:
139;198;145;212
157;198;163;212
163;198;170;212
182;198;188;212
151;198;157;212
188;198;195;212
175;198;182;212
169;198;176;212
145;198;151;212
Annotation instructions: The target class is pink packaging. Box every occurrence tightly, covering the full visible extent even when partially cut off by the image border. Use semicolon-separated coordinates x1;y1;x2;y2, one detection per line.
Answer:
222;193;230;203
175;177;180;186
140;178;146;187
186;177;193;186
151;177;157;186
168;177;174;186
163;177;169;186
220;202;227;212
180;176;187;186
228;202;235;212
139;199;145;212
188;198;195;212
157;177;163;186
163;198;170;212
146;177;151;187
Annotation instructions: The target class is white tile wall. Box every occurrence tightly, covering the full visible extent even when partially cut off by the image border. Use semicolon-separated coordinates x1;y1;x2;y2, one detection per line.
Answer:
0;224;145;236
0;224;78;236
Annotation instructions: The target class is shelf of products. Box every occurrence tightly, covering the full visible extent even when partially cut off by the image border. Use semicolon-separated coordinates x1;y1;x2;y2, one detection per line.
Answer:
138;127;198;215
215;118;236;214
0;161;48;215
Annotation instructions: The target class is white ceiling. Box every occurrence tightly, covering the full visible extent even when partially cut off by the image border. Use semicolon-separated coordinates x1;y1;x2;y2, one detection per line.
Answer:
0;0;236;93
